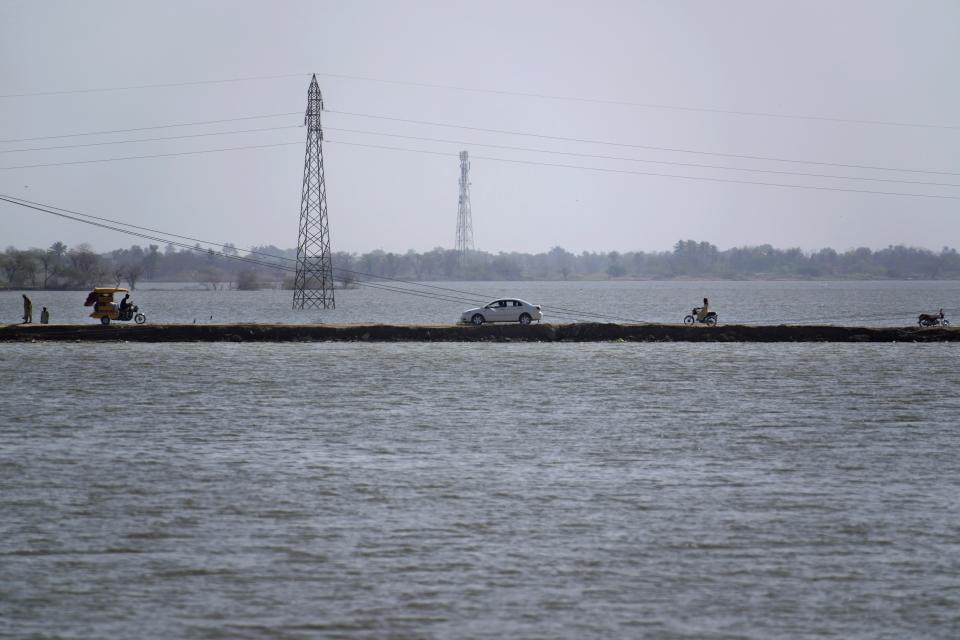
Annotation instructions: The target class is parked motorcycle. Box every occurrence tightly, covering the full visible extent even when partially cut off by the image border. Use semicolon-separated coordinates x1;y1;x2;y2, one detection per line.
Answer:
918;309;949;327
684;307;718;326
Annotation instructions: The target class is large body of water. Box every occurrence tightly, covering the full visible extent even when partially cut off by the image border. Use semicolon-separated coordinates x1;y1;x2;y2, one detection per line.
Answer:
2;282;959;638
2;279;958;326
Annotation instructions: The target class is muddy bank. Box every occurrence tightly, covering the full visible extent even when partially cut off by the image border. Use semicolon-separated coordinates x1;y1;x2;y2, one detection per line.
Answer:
2;322;958;343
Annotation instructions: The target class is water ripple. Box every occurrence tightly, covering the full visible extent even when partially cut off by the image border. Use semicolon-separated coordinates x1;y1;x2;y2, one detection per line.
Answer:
1;342;959;638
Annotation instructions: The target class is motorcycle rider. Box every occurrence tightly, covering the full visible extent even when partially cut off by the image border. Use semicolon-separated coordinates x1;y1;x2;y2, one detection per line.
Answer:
696;297;710;323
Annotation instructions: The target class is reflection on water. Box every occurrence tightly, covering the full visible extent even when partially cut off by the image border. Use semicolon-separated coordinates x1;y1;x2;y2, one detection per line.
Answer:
2;279;959;326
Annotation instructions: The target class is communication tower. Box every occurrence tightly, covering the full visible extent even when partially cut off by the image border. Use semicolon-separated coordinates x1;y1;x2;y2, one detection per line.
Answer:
293;74;335;309
454;150;475;259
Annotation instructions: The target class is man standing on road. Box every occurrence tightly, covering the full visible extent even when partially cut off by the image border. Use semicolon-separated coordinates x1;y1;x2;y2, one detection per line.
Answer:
22;294;32;324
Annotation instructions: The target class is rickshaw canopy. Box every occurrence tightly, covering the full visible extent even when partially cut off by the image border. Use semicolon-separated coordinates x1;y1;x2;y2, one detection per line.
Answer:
85;287;129;307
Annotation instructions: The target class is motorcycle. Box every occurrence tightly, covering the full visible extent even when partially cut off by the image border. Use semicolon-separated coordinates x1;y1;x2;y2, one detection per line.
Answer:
684;307;718;326
85;287;147;325
117;304;147;325
918;310;949;327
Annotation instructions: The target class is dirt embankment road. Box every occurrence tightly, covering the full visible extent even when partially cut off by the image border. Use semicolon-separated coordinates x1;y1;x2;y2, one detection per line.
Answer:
2;323;957;343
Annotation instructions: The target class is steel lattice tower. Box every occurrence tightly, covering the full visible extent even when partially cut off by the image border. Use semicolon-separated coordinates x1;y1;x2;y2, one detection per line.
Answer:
293;74;335;309
454;150;474;259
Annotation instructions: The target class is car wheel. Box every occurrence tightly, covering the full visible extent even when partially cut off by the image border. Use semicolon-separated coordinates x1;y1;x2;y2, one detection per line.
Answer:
519;313;532;325
100;316;110;326
471;314;484;326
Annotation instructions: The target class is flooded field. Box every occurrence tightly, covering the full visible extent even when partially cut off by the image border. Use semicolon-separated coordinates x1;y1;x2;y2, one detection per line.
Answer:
2;279;959;326
2;339;959;638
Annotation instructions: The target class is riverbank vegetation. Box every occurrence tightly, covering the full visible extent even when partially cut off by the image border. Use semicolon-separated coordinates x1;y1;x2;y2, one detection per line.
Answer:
3;240;960;290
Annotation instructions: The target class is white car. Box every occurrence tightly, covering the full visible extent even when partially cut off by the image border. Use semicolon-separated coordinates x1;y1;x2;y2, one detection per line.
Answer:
461;298;543;325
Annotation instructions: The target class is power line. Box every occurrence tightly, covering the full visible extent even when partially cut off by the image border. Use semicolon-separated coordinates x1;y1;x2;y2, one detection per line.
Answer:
0;141;302;170
0;125;303;154
0;193;596;319
327;110;960;177
0;73;308;99
2;135;957;201
1;194;290;261
324;126;960;189
324;139;960;201
0;112;301;144
5;119;954;188
0;194;470;307
0;195;294;273
0;194;472;301
5;193;600;323
2;69;956;131
313;71;960;132
5;109;956;177
0;194;642;323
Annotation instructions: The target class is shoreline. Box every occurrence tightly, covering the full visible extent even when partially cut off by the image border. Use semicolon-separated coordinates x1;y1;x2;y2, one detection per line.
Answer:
2;323;957;343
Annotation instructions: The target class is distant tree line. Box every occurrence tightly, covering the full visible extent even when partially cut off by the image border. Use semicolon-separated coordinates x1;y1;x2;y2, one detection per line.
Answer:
3;240;960;290
0;241;284;290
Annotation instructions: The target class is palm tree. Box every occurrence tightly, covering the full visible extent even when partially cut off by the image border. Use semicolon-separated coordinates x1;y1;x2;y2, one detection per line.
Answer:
49;241;67;264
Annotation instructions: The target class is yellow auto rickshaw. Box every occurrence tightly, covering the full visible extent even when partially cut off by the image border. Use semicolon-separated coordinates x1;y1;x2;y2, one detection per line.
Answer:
84;287;146;325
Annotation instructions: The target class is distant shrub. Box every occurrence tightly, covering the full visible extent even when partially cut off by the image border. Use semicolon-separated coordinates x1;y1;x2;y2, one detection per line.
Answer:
606;263;627;278
235;270;261;290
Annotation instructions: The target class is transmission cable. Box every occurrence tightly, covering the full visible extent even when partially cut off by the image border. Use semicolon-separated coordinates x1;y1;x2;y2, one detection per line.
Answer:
0;195;639;323
0;125;303;154
0;73;307;99
2;69;956;131
324;126;960;188
4;109;956;177
0;141;302;170
0;194;638;323
0;194;484;310
324;140;960;201
327;110;960;177
6;122;956;188
3;136;957;202
0;112;301;144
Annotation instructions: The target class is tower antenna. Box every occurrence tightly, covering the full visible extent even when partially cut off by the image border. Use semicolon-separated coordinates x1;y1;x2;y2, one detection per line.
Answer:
293;74;335;309
454;150;475;261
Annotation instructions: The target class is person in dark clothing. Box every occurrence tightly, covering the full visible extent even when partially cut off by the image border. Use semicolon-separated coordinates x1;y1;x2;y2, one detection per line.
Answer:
22;294;32;323
119;294;131;313
696;297;710;322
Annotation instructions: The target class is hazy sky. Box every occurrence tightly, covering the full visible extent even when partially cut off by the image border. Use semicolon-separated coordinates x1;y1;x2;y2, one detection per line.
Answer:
1;0;958;255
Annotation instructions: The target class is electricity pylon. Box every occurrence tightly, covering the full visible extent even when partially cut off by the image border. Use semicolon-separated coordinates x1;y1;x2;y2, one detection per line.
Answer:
454;150;474;261
293;74;335;309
